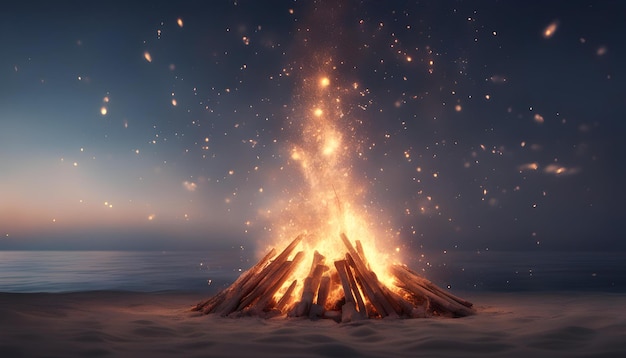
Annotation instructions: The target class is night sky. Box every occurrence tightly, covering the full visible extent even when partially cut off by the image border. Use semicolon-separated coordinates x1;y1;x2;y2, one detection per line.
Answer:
1;0;624;253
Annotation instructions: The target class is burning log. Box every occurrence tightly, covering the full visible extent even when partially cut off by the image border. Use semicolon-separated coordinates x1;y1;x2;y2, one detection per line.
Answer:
389;264;474;317
334;259;367;321
193;233;475;320
192;247;276;314
341;234;398;318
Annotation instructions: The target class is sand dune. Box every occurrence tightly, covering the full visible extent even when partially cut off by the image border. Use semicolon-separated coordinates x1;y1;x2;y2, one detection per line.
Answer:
1;291;625;357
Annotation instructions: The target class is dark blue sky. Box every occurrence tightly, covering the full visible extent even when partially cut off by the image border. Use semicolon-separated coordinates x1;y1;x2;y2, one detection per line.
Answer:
1;0;624;253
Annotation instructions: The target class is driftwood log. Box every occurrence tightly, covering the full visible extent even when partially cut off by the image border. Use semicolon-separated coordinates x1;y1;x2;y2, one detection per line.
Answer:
193;233;475;321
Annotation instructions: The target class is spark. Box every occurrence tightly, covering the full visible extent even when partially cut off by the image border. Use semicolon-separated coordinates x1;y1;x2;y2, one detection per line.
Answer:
319;77;330;88
144;51;152;62
171;99;177;106
313;108;323;117
183;181;197;191
177;18;183;27
543;21;558;38
100;106;107;116
534;114;544;124
518;162;539;171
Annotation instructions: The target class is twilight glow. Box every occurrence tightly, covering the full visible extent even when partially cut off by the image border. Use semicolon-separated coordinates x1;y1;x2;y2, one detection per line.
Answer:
0;1;623;252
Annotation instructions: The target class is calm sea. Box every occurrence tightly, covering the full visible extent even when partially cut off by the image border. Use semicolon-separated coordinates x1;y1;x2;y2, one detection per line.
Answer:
1;250;625;293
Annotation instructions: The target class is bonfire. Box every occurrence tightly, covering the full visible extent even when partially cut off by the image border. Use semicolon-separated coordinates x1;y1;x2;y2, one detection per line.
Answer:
193;74;475;322
193;233;474;322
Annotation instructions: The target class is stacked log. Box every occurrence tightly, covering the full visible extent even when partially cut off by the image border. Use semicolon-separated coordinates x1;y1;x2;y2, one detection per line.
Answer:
192;233;475;321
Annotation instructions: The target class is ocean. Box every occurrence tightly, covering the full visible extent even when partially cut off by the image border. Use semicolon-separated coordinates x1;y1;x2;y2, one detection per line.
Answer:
1;249;625;293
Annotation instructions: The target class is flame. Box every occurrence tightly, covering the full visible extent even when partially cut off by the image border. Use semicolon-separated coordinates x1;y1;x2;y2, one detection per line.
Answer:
267;71;400;307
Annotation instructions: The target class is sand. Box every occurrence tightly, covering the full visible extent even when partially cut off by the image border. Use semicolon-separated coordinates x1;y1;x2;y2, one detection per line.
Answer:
1;291;625;358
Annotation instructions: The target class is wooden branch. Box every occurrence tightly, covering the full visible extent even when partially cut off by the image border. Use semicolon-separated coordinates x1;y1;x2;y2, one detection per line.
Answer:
215;235;302;316
193;247;276;314
389;264;475;317
355;240;368;269
248;251;305;313
275;280;298;312
309;251;326;276
345;253;386;317
342;240;399;318
316;275;331;307
344;262;367;316
296;261;327;317
395;264;473;308
334;260;356;305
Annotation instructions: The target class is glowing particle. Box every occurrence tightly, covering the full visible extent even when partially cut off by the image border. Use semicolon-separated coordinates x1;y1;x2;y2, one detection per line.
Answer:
454;104;462;112
313;108;323;117
518;162;539;171
100;106;107;116
144;51;152;62
485;94;491;100
134;149;140;154
323;136;340;156
228;170;234;175
319;77;330;88
288;8;294;14
534;114;544;124
406;56;412;62
177;18;184;27
183;181;197;191
543;21;558;38
597;46;607;56
171;98;177;106
148;214;155;221
242;36;250;45
73;162;78;167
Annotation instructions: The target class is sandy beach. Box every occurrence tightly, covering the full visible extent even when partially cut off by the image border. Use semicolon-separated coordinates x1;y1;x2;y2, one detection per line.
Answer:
1;291;625;358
